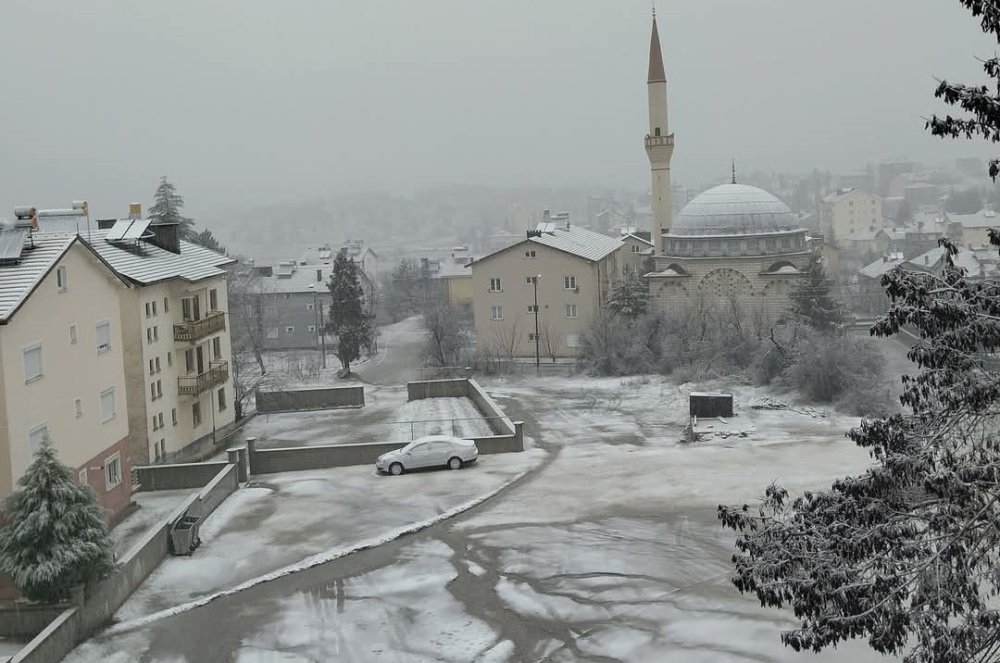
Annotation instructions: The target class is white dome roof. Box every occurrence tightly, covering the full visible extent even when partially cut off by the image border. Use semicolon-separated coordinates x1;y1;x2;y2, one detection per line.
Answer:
670;183;799;236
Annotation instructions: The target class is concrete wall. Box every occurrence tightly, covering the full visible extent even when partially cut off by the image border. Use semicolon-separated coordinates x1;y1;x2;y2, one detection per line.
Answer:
407;379;517;438
255;386;365;413
6;464;238;663
133;461;228;491
250;441;405;475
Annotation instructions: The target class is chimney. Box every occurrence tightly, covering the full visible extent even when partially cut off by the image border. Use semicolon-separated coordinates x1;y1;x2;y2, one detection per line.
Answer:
148;223;181;254
542;209;551;224
883;255;888;263
315;268;323;282
128;203;142;219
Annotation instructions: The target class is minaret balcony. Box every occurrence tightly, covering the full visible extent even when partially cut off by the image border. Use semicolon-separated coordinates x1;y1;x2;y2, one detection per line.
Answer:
645;134;675;149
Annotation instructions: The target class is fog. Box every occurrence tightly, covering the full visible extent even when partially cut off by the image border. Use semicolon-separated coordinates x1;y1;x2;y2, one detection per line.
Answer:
0;0;993;219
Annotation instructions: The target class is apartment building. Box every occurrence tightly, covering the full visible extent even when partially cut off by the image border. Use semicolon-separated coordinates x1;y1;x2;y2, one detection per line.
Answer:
251;262;332;351
820;188;884;244
0;223;133;522
620;232;654;275
469;224;623;359
82;219;237;465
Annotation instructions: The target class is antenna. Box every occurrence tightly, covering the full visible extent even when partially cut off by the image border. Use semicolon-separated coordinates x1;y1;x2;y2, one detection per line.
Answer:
731;160;737;184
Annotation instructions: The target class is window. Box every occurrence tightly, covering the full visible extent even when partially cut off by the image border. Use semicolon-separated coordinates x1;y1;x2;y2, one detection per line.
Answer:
156;380;163;399
163;297;169;313
155;357;161;372
167;352;173;367
209;289;218;311
150;383;157;400
631;244;641;253
23;344;42;382
152;414;159;431
654;127;661;137
171;408;178;426
489;277;502;292
96;321;111;353
266;327;279;339
528;333;538;341
74;397;83;418
525;277;534;284
490;305;503;320
145;302;151;318
192;402;202;427
69;324;77;345
564;276;577;290
565;304;577;318
218;387;227;412
524;250;536;258
527;305;537;313
100;387;116;422
152;300;157;316
104;453;122;490
79;469;88;485
149;359;156;375
185;349;194;373
213;337;221;359
158;412;164;428
307;325;316;333
285;326;295;334
28;424;48;455
56;265;67;292
146;328;153;344
306;303;314;311
159;439;165;461
152;326;159;342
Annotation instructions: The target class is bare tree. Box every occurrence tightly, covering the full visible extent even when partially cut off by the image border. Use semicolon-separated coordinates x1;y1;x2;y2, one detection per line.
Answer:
228;262;281;418
423;304;471;367
538;315;564;362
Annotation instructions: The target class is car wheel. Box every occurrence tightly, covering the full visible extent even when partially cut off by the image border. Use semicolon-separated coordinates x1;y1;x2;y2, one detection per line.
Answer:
389;462;404;476
447;457;463;470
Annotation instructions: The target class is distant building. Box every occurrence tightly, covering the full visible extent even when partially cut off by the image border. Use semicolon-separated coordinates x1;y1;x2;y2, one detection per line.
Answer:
819;188;884;244
620;231;653;276
252;262;334;351
947;208;1000;248
468;223;622;359
423;247;474;311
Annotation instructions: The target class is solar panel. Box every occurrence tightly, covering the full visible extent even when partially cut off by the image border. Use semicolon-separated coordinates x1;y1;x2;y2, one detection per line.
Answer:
105;219;134;241
121;219;151;241
0;229;28;264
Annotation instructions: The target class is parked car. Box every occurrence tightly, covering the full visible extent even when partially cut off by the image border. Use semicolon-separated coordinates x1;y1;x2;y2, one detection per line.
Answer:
376;435;478;475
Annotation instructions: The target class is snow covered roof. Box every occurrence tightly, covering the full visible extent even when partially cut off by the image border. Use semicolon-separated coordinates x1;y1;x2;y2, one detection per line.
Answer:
947;209;999;229
0;233;126;322
83;229;235;285
859;253;906;279
670;184;800;237
529;225;623;261
622;233;653;246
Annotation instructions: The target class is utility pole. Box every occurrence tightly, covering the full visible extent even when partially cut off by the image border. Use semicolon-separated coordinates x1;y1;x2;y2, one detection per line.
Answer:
310;285;326;369
318;299;327;369
533;275;541;367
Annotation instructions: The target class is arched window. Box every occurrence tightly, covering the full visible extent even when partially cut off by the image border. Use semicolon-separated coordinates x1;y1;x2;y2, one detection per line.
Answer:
654;128;661;137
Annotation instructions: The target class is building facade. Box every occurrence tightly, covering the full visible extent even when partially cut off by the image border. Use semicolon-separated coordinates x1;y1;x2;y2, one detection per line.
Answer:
820;188;884;243
469;225;622;359
0;231;134;522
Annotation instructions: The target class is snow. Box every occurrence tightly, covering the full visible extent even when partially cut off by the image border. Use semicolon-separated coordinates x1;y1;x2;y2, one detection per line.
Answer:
111;489;193;558
107;449;545;627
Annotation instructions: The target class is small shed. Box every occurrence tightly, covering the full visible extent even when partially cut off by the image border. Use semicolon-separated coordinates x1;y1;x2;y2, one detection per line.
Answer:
689;392;733;418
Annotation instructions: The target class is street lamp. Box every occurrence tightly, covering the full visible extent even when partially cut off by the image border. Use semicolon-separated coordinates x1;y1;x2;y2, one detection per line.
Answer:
532;275;541;367
307;284;327;369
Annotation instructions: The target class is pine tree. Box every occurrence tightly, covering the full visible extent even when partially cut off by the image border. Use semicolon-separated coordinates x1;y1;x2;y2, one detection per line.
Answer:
788;252;846;333
327;248;374;375
607;270;649;320
149;176;195;240
189;228;225;254
0;436;115;603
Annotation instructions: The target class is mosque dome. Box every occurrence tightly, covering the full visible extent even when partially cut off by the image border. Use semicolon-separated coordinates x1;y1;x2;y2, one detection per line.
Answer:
669;183;799;236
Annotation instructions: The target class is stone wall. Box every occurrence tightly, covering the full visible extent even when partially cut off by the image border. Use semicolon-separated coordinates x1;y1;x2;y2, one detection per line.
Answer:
249;441;405;475
134;462;229;491
255;386;365;413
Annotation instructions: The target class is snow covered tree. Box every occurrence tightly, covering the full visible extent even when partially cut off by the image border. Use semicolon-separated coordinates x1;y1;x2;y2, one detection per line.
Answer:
608;270;648;320
326;248;374;375
787;252;846;333
719;237;1000;661
0;436;114;603
149;176;195;240
423;304;471;367
189;227;225;253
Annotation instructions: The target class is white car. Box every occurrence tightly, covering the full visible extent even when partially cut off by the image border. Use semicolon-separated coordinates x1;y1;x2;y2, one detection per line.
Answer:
376;435;479;476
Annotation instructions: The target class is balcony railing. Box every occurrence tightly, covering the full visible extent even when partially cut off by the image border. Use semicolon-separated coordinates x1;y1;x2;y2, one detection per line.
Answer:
174;311;226;343
178;360;229;396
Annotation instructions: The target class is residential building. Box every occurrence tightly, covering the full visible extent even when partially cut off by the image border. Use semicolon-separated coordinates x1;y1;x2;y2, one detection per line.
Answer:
251;262;333;351
469;224;622;359
947;208;999;248
819;188;884;243
78;216;237;465
620;232;653;275
423;247;474;311
0;220;133;522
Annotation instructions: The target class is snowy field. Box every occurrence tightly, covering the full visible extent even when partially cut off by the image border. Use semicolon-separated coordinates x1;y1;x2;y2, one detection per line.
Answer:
63;360;908;662
242;389;493;449
111;489;194;558
106;448;545;625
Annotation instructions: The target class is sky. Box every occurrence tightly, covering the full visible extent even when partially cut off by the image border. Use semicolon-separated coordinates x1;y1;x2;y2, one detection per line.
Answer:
0;0;995;220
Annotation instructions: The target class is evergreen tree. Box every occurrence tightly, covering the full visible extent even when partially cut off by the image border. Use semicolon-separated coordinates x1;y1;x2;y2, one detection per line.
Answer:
607;270;649;320
149;176;195;240
788;253;846;333
327;248;374;375
0;436;114;603
189;228;225;254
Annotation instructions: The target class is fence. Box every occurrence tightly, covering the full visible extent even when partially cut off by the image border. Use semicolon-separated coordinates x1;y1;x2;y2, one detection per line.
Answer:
255;386;365;413
3;464;239;663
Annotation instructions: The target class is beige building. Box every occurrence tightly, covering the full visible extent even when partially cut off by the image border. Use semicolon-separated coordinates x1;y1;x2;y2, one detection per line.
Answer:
82;218;237;465
820;188;884;244
469;224;623;359
947;208;999;248
620;232;653;276
0;227;134;521
647;184;812;327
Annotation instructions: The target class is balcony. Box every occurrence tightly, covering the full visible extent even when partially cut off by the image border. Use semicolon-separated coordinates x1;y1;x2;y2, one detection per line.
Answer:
174;311;226;343
178;360;229;397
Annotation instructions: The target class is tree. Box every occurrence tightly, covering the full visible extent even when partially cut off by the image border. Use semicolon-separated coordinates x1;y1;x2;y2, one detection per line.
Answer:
424;304;471;367
607;270;649;320
189;228;225;253
326;248;374;375
227;262;278;418
381;258;423;323
788;253;847;333
0;436;115;603
149;176;195;240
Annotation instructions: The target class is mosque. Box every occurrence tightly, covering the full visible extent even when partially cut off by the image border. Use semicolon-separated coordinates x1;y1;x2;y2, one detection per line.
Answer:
641;13;811;325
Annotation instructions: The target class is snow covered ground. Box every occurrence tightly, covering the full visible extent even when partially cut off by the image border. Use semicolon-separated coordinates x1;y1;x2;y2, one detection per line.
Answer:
111;489;194;558
0;636;25;662
109;448;545;624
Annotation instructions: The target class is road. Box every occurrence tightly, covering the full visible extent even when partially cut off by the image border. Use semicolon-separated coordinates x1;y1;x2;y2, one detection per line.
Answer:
353;316;429;386
66;366;901;662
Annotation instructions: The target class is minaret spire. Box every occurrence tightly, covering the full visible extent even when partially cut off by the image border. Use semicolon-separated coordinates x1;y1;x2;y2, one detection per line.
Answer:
732;160;737;184
645;10;673;255
648;10;667;84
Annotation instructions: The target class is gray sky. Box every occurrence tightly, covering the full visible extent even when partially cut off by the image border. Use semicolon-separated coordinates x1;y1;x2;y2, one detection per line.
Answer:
0;0;995;220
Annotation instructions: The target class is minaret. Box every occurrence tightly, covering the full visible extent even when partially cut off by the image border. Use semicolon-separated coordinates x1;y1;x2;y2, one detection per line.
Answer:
645;10;674;255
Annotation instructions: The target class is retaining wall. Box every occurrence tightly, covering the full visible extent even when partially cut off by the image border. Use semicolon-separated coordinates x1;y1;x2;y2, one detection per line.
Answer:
250;441;405;475
5;464;239;663
133;462;229;491
255;386;365;413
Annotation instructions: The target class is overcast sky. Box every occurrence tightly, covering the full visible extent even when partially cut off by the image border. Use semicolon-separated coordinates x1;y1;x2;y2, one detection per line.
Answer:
0;0;995;220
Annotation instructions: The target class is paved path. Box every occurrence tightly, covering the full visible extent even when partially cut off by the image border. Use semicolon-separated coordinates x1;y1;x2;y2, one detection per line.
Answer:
354;316;428;386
